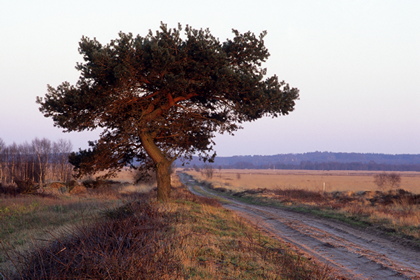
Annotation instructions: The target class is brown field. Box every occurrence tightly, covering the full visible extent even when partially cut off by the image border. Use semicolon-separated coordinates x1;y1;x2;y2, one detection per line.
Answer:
184;169;420;194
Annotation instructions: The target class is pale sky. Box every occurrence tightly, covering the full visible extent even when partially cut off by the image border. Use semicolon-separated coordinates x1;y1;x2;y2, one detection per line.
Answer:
1;0;419;156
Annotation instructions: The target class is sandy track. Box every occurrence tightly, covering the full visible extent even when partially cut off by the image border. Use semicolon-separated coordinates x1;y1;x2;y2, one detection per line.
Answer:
179;174;420;280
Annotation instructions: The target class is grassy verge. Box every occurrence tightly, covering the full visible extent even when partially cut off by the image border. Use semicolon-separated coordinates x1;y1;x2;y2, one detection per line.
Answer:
0;191;124;278
180;173;420;247
1;181;333;280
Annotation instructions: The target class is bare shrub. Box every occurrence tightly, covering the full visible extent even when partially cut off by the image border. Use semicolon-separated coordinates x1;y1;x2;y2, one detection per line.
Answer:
202;164;214;179
373;173;401;191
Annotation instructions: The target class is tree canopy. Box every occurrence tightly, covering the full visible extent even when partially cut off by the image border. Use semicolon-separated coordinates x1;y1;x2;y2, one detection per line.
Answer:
37;23;299;201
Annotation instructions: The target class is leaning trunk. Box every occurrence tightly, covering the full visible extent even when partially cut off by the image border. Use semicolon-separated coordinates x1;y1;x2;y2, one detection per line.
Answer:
140;132;173;202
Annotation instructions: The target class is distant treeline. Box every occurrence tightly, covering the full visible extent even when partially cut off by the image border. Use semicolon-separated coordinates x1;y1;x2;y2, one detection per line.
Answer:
0;138;73;186
179;152;420;171
220;161;420;171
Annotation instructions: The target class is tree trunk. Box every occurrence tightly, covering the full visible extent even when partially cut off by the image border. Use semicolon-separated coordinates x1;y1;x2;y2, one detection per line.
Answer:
156;159;172;202
140;132;173;202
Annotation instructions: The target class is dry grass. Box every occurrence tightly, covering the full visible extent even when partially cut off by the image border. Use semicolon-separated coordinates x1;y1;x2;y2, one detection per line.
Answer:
0;198;119;277
0;179;152;278
265;189;420;239
344;194;420;238
10;195;179;279
185;169;420;194
1;176;333;280
167;188;332;279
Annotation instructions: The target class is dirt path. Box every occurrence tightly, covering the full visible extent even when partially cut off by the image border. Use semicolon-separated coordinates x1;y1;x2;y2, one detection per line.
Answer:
179;174;420;280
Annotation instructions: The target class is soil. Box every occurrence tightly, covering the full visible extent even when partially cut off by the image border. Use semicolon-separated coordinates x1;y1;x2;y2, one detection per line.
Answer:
179;174;420;280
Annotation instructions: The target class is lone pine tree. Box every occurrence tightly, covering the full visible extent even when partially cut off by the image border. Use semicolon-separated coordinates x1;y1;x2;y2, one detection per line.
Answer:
37;23;299;201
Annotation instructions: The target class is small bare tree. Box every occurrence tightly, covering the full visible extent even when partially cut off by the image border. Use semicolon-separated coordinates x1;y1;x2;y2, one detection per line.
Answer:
202;165;214;179
53;139;73;182
32;138;52;187
373;172;401;191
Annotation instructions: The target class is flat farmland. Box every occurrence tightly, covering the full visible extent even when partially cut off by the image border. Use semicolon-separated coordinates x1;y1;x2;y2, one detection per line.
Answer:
184;169;420;194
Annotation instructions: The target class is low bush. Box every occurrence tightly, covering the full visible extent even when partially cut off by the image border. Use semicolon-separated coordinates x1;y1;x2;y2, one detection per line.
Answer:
0;184;19;196
14;179;39;194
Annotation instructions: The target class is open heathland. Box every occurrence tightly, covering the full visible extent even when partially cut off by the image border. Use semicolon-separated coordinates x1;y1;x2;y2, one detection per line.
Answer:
0;173;332;279
185;169;420;193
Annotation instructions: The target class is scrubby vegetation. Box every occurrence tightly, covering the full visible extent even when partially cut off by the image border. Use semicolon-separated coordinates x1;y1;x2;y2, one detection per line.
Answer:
0;175;332;279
